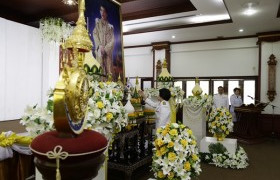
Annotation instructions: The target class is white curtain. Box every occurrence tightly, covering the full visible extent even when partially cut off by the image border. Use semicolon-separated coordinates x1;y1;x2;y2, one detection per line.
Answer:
0;18;59;121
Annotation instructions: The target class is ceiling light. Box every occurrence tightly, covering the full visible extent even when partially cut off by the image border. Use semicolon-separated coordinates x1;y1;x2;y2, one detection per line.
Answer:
172;35;176;39
189;14;230;23
243;2;259;16
239;29;244;32
62;0;78;6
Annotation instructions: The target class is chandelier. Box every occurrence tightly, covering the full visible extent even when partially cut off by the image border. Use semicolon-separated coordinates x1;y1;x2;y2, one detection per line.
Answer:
62;0;78;6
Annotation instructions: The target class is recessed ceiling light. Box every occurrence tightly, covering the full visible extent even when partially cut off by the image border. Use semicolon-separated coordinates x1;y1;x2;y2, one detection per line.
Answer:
242;2;259;16
172;35;176;39
62;0;77;6
239;29;244;32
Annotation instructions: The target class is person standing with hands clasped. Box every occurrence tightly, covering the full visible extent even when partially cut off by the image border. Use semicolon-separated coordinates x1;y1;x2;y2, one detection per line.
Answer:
138;88;171;129
230;88;243;122
213;86;229;109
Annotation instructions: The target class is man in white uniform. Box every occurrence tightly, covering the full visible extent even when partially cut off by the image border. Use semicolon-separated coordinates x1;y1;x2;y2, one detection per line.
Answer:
139;88;171;129
230;87;243;122
213;86;229;109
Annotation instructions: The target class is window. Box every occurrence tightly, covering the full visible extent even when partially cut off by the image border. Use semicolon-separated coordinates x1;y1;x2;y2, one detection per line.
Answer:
174;81;183;89
186;81;195;98
200;81;209;95
244;80;255;104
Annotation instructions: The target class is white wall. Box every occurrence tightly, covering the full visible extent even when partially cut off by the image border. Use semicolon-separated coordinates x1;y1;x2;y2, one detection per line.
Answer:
0;18;59;121
260;42;280;114
124;46;153;77
0;18;43;121
171;38;259;77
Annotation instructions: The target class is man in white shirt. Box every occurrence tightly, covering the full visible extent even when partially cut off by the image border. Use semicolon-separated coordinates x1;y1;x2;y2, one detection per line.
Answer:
139;88;171;129
213;86;229;109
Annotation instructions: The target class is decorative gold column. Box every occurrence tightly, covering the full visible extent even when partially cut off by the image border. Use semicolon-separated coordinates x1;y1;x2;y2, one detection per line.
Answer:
267;54;277;101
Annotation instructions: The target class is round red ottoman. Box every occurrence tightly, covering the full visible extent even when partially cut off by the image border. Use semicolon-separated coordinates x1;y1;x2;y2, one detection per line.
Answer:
30;130;108;180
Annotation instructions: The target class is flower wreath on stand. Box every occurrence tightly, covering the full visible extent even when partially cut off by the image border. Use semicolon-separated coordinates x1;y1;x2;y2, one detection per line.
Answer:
199;107;249;169
152;123;201;180
85;80;128;143
183;94;213;113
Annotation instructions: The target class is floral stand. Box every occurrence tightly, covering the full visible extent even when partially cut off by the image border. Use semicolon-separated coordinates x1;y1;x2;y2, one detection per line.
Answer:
200;137;237;154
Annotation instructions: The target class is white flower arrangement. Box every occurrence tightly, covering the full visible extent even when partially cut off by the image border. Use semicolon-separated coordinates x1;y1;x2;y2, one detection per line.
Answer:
152;123;201;180
85;80;128;141
20;105;54;137
183;94;213;111
144;87;185;104
20;89;54;137
39;17;73;43
201;144;249;169
208;107;233;138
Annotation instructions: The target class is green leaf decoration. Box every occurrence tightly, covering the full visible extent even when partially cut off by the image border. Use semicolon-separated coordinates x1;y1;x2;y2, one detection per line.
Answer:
208;143;227;154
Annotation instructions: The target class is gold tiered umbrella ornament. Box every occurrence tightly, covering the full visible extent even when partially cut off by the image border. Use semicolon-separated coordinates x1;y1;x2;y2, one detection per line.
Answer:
157;59;174;88
30;1;108;179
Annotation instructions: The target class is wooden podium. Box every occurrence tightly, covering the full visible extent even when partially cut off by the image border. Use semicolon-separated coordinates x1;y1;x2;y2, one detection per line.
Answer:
234;103;268;144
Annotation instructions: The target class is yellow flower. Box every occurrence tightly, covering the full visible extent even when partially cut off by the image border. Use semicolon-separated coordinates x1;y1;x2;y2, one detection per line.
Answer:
217;123;221;127
180;139;188;147
215;117;219;121
112;89;116;94
168;152;177;161
99;82;104;88
155;138;164;147
191;140;197;145
167;141;174;148
97;101;104;109
94;92;100;97
226;111;230;116
187;129;193;135
156;150;162;157
106;112;113;122
221;125;226;131
180;124;185;129
168;172;174;179
157;171;165;178
184;161;191;171
161;129;168;136
169;129;178;136
157;128;162;134
226;130;230;135
160;146;167;155
106;81;111;85
211;122;216;127
192;154;199;161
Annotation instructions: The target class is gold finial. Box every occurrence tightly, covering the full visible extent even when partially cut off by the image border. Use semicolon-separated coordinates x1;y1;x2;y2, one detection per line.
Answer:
195;77;199;84
162;59;167;68
136;76;139;85
117;74;124;87
65;0;93;52
192;77;203;96
107;73;113;82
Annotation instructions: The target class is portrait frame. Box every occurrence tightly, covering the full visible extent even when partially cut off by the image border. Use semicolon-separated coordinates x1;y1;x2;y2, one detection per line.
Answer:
85;0;125;82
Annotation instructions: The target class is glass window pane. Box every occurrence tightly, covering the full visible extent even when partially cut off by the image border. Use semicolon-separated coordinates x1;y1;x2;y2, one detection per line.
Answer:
213;81;224;94
244;80;255;104
174;81;182;89
186;81;195;97
200;81;209;95
228;81;239;105
143;81;152;89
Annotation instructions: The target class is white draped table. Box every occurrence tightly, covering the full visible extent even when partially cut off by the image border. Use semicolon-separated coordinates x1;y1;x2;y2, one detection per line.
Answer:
183;105;206;143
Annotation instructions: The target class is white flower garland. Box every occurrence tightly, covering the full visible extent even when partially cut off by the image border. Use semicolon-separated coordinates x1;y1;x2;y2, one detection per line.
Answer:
39;17;73;43
201;146;249;169
183;94;213;111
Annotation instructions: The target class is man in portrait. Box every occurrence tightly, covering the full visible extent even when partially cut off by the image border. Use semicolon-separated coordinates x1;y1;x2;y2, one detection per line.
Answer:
93;4;115;76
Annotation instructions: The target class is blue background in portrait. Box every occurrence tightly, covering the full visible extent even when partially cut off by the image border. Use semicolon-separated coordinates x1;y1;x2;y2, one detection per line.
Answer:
85;0;122;68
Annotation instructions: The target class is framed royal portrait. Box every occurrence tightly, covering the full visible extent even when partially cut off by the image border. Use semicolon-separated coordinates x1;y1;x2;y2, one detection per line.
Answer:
85;0;124;81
